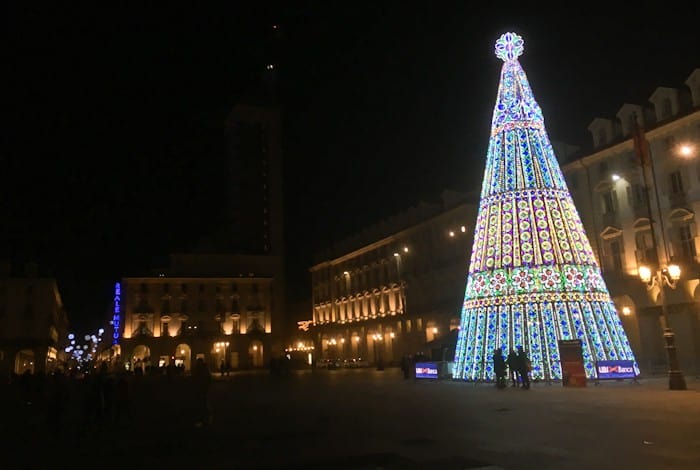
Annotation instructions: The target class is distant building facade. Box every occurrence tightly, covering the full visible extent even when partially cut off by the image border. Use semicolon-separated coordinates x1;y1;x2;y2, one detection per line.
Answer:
0;262;69;376
308;191;477;365
562;68;700;374
116;254;284;372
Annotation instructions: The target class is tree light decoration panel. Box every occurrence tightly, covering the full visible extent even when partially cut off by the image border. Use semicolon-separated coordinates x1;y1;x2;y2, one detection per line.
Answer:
453;32;638;381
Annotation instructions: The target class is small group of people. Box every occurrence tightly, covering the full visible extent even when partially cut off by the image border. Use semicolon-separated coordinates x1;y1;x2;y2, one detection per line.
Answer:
400;352;430;380
493;345;531;389
219;359;231;376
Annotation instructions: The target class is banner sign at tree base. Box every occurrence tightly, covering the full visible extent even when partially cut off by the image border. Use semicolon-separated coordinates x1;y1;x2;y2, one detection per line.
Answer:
415;362;439;379
596;360;636;380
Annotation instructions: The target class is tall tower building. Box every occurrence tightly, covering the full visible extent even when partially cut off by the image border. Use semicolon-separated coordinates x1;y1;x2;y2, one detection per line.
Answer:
223;103;284;257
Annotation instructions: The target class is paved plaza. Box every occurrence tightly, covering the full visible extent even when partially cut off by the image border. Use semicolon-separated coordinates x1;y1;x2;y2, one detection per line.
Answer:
3;368;699;469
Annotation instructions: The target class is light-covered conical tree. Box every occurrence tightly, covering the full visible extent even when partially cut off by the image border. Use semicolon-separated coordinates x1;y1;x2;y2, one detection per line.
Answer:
453;32;638;381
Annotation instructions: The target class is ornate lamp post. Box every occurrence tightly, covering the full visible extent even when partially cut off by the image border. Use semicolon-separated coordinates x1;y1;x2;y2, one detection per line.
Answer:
372;333;384;370
215;341;230;375
633;118;690;391
329;338;338;366
389;332;395;364
638;264;687;390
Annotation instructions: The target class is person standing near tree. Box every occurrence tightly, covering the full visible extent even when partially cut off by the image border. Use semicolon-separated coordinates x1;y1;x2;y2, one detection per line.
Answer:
493;347;507;389
516;346;531;389
506;348;519;387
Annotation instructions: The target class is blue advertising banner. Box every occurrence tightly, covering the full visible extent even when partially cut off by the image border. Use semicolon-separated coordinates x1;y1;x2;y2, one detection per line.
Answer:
596;360;636;379
415;362;439;379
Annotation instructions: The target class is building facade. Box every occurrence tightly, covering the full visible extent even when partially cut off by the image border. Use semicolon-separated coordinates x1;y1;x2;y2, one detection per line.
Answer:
308;191;477;365
0;262;69;377
115;254;284;372
562;68;700;374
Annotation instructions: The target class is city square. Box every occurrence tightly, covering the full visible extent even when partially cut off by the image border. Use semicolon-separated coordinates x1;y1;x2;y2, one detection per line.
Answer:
4;368;699;469
4;7;700;470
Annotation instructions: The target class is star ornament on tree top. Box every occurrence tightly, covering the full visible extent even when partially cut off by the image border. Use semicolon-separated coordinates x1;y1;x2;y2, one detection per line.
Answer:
495;32;524;61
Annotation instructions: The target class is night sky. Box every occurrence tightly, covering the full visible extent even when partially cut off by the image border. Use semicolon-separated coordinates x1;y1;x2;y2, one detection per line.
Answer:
5;3;699;333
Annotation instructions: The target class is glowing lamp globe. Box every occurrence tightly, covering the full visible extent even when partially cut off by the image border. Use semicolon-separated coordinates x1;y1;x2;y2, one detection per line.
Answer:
667;264;681;281
638;266;652;283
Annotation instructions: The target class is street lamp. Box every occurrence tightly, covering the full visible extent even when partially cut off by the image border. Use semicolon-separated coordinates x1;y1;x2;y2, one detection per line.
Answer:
392;251;408;315
638;264;687;390
372;333;384;370
678;143;695;158
389;332;396;364
329;338;338;360
215;341;230;376
633;117;688;391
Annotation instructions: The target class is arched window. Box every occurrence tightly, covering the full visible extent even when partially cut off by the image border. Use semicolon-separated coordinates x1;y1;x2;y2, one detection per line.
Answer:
600;227;625;272
677;223;696;260
669;209;696;261
633;219;656;265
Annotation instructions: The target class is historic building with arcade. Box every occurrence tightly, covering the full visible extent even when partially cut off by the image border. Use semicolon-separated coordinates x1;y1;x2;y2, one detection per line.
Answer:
562;68;700;375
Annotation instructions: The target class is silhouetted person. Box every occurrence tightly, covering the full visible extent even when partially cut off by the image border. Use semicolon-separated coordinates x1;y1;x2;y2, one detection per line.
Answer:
46;369;67;432
517;346;531;389
84;371;104;424
493;347;507;389
192;358;212;427
100;363;115;420
114;373;132;425
506;349;519;387
19;369;33;406
401;355;411;380
376;356;385;371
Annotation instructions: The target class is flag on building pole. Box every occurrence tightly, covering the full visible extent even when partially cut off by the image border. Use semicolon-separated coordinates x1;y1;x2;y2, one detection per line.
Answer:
631;116;650;166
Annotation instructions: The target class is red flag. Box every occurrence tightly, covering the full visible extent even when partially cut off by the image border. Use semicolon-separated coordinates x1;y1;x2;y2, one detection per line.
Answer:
632;120;650;166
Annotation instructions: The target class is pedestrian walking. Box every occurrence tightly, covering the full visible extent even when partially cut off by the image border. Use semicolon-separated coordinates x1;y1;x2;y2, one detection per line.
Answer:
192;358;212;427
114;372;132;425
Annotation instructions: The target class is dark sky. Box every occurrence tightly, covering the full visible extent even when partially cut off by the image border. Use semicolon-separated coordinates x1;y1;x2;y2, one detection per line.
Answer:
5;3;699;333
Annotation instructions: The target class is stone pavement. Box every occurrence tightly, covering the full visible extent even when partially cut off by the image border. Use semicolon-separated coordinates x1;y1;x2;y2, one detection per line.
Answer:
3;368;699;469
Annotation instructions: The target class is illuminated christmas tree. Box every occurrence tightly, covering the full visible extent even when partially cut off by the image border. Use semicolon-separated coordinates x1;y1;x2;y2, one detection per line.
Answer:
453;32;638;381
